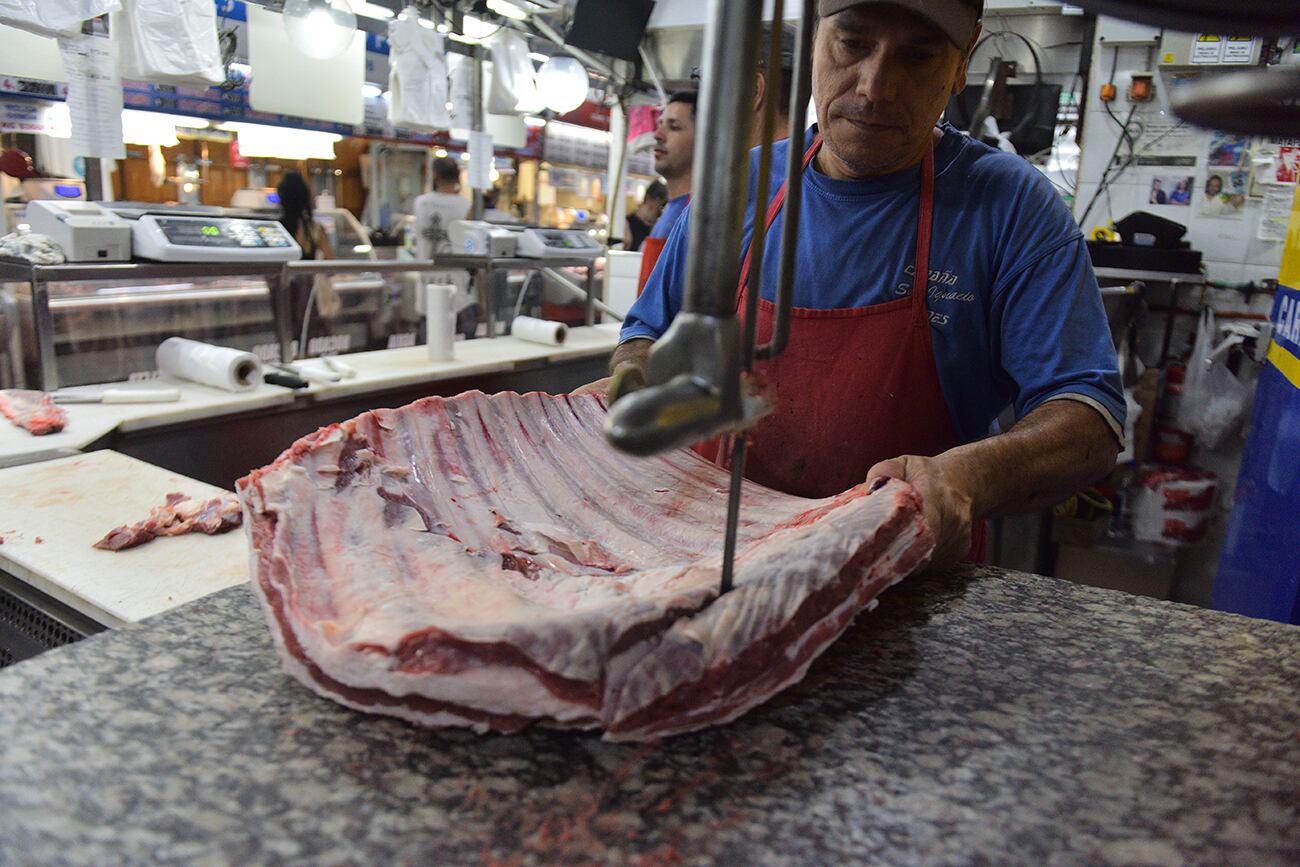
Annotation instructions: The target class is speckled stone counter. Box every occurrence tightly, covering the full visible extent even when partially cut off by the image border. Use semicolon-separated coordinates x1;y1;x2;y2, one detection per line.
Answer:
1;567;1296;866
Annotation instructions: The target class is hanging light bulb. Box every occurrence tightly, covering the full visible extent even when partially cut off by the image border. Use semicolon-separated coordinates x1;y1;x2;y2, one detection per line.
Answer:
537;55;589;114
282;0;358;60
485;0;528;20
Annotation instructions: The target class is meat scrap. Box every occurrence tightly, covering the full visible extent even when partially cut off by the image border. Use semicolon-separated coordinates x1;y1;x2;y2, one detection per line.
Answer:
238;391;934;741
0;389;66;436
94;491;243;551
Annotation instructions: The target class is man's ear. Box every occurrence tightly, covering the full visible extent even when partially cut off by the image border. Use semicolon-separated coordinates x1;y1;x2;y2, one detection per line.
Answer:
754;69;768;114
953;22;983;96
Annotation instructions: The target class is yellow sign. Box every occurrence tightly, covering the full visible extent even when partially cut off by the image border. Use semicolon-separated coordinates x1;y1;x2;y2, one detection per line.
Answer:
1281;184;1300;290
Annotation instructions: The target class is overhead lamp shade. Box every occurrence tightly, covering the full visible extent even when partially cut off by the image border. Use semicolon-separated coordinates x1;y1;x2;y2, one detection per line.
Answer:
537;55;589;114
282;0;358;60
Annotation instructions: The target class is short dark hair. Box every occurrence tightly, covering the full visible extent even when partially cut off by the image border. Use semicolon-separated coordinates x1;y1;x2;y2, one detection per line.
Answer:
757;23;797;117
433;155;461;184
644;180;668;203
667;90;697;119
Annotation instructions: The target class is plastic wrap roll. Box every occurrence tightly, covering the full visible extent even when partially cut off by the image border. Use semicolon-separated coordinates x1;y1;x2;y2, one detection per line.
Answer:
426;283;456;362
511;315;567;346
156;337;262;392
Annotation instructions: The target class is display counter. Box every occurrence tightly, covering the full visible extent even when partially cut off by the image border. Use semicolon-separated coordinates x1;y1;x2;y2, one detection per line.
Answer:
0;255;602;391
0;566;1294;864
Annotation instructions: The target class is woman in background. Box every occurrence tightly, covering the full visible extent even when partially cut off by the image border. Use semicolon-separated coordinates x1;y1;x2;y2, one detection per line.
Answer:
274;172;337;356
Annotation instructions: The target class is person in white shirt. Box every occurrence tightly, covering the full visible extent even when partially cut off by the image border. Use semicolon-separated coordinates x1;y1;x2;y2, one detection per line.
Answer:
413;156;475;335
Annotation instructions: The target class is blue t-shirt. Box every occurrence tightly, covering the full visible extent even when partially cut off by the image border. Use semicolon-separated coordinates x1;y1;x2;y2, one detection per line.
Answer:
649;193;690;239
622;124;1125;444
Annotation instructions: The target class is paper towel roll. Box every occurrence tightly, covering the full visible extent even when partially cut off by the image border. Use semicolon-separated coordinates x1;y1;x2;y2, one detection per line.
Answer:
511;316;567;346
426;283;456;362
156;337;262;392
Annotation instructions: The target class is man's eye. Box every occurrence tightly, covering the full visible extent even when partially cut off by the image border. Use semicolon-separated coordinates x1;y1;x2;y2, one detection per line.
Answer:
909;48;938;62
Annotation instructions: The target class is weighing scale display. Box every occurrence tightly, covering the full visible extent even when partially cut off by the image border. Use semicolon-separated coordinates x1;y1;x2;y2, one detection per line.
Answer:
154;217;294;249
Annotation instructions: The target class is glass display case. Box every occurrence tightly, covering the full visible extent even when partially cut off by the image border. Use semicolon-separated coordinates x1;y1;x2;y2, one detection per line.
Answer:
0;253;602;391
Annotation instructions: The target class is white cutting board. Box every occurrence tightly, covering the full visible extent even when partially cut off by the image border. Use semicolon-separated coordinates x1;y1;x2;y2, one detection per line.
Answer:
0;451;248;628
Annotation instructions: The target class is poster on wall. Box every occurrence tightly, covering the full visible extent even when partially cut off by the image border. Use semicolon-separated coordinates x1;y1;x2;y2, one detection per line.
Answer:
1149;175;1194;207
1275;147;1299;184
1202;168;1248;218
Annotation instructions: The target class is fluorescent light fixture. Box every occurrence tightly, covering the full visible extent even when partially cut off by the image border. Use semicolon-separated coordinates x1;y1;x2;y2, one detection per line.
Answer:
361;83;383;98
282;0;358;61
353;1;394;18
217;122;342;160
528;51;550;64
41;102;71;139
486;0;528;20
523;115;547;128
448;13;497;44
121;110;212;146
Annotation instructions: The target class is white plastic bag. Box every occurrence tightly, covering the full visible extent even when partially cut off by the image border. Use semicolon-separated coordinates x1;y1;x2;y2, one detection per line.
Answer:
0;0;118;37
487;29;542;115
387;8;451;130
1177;307;1253;450
113;0;223;87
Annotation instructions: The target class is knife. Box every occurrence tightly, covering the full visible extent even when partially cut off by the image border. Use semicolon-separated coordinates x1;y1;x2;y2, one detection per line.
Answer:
52;387;181;404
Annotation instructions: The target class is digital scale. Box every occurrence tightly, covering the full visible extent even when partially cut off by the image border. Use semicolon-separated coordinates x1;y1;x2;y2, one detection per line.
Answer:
514;227;602;260
130;213;302;263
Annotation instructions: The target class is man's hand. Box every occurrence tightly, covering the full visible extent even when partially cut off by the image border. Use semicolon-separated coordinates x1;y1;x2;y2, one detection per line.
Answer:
867;455;974;573
570;377;611;397
570;338;654;401
867;400;1120;574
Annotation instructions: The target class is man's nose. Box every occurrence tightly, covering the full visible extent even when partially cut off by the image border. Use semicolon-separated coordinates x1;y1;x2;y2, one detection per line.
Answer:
855;54;900;104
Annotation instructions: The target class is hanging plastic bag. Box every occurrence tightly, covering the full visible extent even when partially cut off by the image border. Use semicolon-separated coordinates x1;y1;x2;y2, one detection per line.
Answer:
487;29;542;115
387;7;451;131
0;0;118;38
1176;307;1254;451
447;53;475;132
112;0;223;87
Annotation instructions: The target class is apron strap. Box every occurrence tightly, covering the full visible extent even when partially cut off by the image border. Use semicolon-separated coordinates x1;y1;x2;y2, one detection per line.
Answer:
911;135;937;329
736;131;938;315
735;136;822;307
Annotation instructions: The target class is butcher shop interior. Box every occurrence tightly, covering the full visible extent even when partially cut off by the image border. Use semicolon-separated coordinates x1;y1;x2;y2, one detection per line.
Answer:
0;0;1297;863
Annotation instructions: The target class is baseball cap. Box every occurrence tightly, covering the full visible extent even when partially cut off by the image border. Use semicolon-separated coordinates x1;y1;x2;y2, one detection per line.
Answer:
819;0;983;48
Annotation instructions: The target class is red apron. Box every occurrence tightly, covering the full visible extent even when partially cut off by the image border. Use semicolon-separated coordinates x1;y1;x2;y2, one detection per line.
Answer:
636;236;667;296
695;133;985;560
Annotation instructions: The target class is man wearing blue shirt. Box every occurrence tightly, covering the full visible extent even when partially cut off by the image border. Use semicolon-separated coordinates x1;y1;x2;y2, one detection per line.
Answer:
586;0;1123;570
637;91;697;292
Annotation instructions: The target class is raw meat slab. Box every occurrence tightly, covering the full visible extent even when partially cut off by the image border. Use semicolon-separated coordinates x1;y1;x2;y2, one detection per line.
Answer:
238;391;933;741
0;390;66;436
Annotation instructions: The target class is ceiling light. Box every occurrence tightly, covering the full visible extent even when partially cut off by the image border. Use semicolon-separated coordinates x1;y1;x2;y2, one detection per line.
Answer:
361;83;383;99
528;51;549;64
353;1;394;18
523;115;548;128
282;0;357;61
537;55;589;114
434;148;448;158
460;152;471;161
486;0;528;20
448;13;497;44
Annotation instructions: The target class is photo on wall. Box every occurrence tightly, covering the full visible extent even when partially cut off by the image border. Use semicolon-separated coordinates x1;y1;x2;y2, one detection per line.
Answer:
1202;168;1249;218
1207;132;1250;167
1149;175;1194;206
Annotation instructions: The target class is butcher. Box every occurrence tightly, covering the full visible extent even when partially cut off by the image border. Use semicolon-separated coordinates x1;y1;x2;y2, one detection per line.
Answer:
579;0;1124;571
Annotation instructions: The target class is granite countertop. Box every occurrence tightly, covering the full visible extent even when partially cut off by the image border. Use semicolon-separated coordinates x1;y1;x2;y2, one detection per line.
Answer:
1;566;1296;866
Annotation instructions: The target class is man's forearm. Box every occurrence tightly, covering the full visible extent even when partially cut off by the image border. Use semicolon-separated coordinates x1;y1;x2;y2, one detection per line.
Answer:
609;338;653;376
937;399;1119;520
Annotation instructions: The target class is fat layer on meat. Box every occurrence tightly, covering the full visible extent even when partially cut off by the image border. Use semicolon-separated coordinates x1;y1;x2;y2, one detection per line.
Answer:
238;391;934;741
